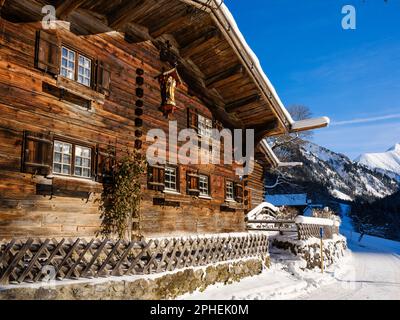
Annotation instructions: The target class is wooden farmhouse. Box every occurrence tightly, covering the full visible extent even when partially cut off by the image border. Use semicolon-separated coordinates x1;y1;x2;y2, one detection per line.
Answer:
0;0;329;240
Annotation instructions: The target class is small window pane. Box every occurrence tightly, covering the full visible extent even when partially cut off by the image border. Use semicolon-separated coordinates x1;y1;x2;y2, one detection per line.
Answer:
226;181;234;200
164;167;177;191
199;175;209;196
74;145;91;178
77;54;91;87
53;141;72;175
60;47;76;81
53;163;61;173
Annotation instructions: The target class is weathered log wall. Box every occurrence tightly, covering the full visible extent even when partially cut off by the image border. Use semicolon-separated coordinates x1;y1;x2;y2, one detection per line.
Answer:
0;18;263;239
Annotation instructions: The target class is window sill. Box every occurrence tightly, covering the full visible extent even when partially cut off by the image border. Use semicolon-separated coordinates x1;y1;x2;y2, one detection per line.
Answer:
56;76;106;105
163;189;181;195
199;195;212;200
47;174;97;184
225;199;236;203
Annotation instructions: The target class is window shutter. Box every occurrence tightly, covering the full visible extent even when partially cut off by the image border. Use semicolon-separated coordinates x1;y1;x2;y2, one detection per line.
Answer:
187;171;200;195
234;182;244;203
95;145;115;183
187;108;198;131
147;165;165;191
212;118;223;131
35;30;60;75
96;60;111;95
22;131;53;176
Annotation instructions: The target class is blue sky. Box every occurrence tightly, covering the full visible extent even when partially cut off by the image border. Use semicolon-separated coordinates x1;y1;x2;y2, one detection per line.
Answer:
227;0;400;159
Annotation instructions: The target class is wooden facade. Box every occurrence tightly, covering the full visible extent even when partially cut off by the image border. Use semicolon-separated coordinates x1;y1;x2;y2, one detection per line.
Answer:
0;0;321;239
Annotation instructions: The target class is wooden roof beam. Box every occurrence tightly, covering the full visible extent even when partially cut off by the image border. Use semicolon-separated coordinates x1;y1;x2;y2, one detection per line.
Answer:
205;63;244;88
108;0;156;30
179;29;221;58
225;94;261;113
55;0;87;19
149;14;188;38
253;120;280;146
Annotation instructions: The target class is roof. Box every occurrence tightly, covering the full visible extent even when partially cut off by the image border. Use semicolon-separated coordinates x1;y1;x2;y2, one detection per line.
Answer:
0;0;329;166
266;194;308;206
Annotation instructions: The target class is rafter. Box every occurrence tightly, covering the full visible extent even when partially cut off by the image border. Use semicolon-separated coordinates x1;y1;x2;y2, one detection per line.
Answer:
108;0;156;30
149;14;189;38
205;64;244;88
252;120;281;146
55;0;87;19
179;29;221;58
225;94;261;113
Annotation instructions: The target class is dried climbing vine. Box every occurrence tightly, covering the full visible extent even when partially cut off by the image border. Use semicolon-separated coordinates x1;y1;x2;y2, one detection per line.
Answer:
99;149;147;240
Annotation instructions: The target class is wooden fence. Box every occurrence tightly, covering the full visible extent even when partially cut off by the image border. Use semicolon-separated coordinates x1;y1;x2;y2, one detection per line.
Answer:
297;224;335;240
0;234;268;285
246;217;340;240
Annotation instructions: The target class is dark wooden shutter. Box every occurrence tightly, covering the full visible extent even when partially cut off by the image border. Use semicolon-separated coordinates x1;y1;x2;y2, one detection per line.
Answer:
234;182;244;203
96;61;111;95
212;118;223;131
187;108;198;131
35;30;60;75
95;145;115;183
186;171;200;195
22;131;53;176
147;165;165;191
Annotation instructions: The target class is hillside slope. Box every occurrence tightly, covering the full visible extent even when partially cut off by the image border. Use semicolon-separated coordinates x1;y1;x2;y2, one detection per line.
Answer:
266;141;398;203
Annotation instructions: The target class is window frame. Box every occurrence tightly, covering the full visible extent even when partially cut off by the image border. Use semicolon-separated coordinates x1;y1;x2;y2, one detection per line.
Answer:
52;137;95;180
198;174;210;197
225;180;235;201
164;166;179;192
60;45;93;88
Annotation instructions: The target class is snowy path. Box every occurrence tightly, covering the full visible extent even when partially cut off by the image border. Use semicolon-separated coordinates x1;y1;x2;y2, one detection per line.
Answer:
181;228;400;300
296;232;400;300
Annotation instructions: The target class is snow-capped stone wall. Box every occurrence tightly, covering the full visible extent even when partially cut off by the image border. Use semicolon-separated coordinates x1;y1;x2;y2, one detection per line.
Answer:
0;257;268;300
271;234;347;269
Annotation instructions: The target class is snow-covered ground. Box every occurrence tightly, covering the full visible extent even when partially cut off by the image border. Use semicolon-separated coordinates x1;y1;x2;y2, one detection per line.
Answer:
181;215;400;300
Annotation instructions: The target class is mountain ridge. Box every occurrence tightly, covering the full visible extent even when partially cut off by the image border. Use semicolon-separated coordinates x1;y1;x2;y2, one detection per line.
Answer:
266;141;399;205
355;143;400;180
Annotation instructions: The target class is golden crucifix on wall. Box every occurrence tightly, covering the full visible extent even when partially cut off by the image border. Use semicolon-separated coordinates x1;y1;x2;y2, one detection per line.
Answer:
156;67;182;117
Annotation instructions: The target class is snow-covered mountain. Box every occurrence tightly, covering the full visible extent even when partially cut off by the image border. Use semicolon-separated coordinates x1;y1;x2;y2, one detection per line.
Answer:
355;144;400;180
267;141;399;203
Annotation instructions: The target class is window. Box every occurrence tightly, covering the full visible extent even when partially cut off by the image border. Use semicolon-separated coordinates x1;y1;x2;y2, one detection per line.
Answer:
61;47;75;80
53;141;72;175
74;145;92;178
225;181;234;200
199;174;210;197
78;55;91;87
53;140;92;178
164;166;177;191
198;114;213;138
60;46;92;87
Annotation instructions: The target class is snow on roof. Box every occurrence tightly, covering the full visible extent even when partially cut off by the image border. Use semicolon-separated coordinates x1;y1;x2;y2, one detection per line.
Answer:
203;0;330;132
266;194;308;206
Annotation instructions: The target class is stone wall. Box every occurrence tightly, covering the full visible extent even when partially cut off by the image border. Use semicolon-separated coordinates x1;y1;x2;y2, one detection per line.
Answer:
0;257;269;300
271;235;347;269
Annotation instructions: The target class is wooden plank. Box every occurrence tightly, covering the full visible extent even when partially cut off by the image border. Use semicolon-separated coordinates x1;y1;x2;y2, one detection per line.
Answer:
180;29;221;58
96;239;121;277
0;238;33;284
225;94;261;113
205;64;244;88
33;238;65;282
17;238;50;283
0;239;16;266
56;0;87;19
108;0;157;29
65;238;94;279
